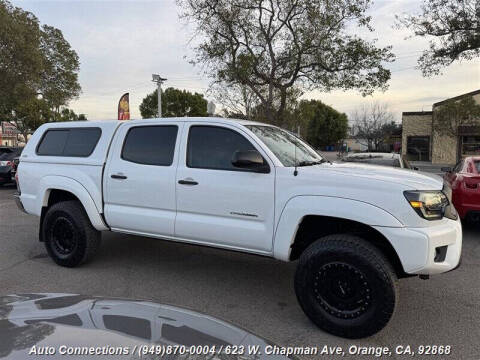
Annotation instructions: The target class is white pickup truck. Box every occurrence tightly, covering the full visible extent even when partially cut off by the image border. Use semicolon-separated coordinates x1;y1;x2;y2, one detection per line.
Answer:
15;117;462;339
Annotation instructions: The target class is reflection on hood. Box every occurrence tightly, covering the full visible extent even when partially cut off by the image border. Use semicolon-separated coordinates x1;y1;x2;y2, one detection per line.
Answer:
0;293;293;360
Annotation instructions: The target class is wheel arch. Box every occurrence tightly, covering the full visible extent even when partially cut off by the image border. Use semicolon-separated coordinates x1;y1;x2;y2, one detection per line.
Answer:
39;176;108;232
273;196;408;278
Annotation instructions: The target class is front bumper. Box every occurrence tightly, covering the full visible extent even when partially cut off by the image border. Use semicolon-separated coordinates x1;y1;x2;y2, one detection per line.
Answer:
13;192;27;214
374;218;462;275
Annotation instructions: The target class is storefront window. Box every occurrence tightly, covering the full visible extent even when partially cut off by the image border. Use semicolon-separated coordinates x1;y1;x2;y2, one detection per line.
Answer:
407;136;430;161
461;136;480;156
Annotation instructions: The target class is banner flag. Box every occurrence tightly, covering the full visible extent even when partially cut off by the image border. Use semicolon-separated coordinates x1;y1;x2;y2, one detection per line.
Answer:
118;93;130;120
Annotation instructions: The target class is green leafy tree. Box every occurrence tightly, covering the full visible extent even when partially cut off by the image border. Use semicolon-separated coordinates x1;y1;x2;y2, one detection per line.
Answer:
0;0;81;138
40;25;81;120
0;0;43;119
434;97;480;138
396;0;479;76
139;87;208;118
297;100;348;148
177;0;394;126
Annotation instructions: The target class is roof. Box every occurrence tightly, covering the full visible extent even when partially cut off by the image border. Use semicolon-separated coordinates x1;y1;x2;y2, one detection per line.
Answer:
402;111;433;116
41;117;271;128
433;89;480;107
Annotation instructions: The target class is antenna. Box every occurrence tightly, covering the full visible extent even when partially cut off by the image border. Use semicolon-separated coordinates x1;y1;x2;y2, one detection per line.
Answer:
293;140;298;176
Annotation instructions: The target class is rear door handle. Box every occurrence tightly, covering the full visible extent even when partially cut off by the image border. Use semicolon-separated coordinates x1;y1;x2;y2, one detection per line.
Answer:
178;179;198;185
111;174;127;180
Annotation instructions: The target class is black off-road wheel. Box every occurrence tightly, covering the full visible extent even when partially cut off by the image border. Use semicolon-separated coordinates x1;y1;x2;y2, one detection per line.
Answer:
294;234;398;339
43;200;101;267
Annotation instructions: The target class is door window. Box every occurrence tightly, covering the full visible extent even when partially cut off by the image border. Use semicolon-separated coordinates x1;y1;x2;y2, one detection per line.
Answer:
121;125;178;166
187;126;259;171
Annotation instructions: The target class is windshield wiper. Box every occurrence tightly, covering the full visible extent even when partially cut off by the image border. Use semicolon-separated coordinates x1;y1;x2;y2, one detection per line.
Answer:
297;160;325;167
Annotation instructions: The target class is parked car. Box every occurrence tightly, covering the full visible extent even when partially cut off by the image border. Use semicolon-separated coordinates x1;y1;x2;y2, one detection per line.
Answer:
0;146;17;155
0;147;22;186
0;293;293;360
341;152;417;169
15;118;462;339
442;156;480;222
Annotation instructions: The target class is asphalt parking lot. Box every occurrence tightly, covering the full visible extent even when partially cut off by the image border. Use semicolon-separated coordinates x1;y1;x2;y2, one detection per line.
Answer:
1;184;479;359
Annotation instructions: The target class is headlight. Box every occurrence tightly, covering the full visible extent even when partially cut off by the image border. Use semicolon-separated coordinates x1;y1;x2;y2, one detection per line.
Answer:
404;190;449;220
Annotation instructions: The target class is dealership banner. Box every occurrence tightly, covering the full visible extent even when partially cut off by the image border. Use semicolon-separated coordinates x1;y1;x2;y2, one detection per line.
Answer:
118;93;130;120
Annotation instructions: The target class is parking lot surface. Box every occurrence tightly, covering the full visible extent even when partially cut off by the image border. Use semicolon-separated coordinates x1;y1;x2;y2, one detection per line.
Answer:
1;184;479;359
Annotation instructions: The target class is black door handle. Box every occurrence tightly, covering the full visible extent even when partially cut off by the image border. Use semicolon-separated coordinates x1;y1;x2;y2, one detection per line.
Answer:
178;179;198;185
111;174;127;180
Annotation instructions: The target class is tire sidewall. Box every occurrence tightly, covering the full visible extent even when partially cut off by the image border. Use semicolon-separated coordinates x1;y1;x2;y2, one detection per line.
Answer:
43;205;88;267
295;238;397;338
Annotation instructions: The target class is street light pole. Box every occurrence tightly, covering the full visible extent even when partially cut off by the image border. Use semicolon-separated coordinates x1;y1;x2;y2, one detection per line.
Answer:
152;74;167;118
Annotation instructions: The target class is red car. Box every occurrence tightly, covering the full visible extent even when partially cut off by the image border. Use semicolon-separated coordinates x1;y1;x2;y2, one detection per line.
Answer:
443;156;480;221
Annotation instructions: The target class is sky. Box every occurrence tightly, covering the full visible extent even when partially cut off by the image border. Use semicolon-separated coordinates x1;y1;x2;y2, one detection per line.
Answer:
11;0;480;122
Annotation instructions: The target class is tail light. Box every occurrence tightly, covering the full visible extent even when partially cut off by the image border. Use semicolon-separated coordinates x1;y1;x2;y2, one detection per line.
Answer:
0;161;13;166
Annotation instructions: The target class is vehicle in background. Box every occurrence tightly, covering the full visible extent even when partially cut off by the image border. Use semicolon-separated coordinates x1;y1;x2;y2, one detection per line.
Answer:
0;147;22;186
442;156;480;222
0;146;18;156
341;152;417;170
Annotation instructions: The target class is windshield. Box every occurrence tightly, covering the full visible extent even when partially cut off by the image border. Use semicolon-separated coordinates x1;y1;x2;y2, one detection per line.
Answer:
0;149;21;160
246;125;324;167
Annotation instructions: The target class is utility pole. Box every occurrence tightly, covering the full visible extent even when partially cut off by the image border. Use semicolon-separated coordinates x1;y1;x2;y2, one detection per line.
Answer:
152;74;167;117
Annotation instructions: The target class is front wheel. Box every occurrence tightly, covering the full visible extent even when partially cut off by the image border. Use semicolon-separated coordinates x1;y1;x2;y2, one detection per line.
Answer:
43;200;101;267
294;234;398;338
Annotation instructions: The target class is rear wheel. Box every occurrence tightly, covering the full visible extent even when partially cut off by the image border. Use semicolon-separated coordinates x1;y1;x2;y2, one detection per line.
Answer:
43;200;101;267
294;234;398;338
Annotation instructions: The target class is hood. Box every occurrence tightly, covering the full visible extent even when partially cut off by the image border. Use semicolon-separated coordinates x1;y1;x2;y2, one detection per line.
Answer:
0;293;294;360
321;162;444;190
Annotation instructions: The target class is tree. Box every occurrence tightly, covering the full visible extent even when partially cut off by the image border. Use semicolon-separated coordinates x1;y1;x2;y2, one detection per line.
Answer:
297;100;348;149
139;87;208;118
0;0;43;119
434;97;480;138
0;0;81;134
177;0;394;126
351;102;397;151
39;25;81;120
396;0;479;76
210;82;260;119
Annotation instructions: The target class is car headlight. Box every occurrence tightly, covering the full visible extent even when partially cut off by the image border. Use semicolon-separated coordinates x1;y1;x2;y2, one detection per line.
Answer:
404;190;449;220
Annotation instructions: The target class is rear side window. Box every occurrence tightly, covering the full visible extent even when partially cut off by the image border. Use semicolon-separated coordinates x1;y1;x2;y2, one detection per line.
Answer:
121;125;178;166
187;126;256;171
37;128;101;157
475;161;480;173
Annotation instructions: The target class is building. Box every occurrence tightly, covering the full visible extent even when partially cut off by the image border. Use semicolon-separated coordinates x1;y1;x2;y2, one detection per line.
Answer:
0;122;19;147
402;89;480;165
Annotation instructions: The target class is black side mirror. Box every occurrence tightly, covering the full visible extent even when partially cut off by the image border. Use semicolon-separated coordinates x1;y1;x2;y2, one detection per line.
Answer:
232;150;270;173
441;167;452;173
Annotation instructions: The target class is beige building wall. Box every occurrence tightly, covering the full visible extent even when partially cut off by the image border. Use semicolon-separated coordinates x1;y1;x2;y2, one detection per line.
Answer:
401;112;432;158
431;132;457;164
431;91;480;164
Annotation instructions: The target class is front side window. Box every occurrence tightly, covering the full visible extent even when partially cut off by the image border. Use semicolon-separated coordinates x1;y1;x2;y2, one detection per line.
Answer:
37;128;101;157
122;125;178;166
246;125;323;167
187;126;257;171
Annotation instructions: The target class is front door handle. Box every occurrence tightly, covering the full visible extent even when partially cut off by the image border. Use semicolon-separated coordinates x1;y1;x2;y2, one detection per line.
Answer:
178;179;198;185
111;174;127;180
